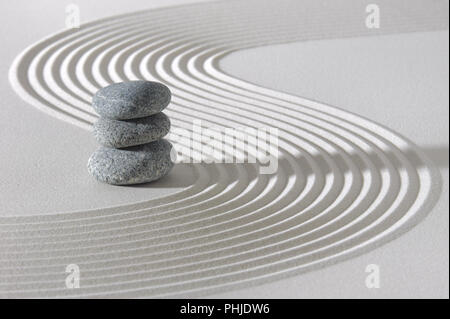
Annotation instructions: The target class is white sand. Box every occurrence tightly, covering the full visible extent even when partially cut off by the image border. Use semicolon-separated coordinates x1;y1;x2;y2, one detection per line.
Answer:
0;0;448;298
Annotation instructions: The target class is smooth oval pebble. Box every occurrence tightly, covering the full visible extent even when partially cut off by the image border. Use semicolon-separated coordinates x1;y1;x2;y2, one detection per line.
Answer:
93;112;171;148
92;81;171;119
87;139;174;185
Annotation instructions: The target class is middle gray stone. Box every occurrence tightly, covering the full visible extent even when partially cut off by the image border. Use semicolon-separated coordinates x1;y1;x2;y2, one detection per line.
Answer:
93;112;171;148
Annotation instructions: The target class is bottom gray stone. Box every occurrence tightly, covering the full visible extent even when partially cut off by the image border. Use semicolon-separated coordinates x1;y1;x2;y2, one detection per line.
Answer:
88;139;174;185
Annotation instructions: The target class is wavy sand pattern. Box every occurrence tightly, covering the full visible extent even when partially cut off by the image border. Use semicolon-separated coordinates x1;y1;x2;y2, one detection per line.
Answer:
3;0;446;297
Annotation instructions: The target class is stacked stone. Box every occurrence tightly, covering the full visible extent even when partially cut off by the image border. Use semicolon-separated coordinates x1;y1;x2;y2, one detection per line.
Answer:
88;81;174;185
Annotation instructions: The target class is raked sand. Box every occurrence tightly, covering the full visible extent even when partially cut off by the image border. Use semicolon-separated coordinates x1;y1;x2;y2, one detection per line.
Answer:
0;0;448;298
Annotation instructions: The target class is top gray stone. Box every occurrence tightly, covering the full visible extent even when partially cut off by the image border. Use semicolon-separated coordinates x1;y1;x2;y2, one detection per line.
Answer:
92;81;171;120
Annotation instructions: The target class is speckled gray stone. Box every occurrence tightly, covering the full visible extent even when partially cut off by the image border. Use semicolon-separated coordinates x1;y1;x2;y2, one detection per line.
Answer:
87;139;174;185
92;81;171;120
93;112;171;148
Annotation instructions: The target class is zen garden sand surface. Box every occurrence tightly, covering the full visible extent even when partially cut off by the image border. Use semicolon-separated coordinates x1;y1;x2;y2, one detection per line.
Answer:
2;0;448;298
